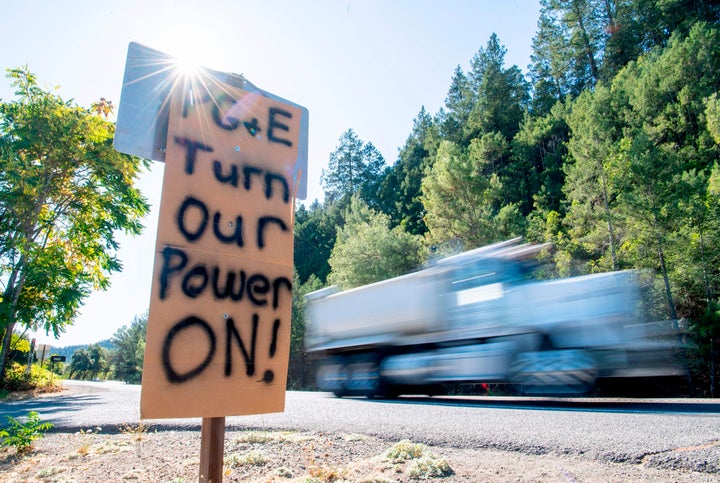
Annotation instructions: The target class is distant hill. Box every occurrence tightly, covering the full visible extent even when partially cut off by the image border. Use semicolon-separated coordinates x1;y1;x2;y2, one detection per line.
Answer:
51;339;114;359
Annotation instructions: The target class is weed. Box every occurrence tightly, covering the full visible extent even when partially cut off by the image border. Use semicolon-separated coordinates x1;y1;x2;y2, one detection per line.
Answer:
301;440;345;482
385;439;454;479
0;411;54;453
226;449;268;467
341;433;368;442
406;456;453;480
235;430;277;444
75;426;102;455
35;466;67;478
275;466;294;478
118;421;151;441
307;465;345;482
385;439;427;462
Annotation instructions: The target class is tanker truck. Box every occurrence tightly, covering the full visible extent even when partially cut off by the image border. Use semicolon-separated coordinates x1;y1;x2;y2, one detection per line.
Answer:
304;238;684;397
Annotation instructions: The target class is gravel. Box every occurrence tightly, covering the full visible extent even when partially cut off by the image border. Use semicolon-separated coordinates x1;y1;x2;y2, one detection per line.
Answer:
2;426;718;482
3;384;718;481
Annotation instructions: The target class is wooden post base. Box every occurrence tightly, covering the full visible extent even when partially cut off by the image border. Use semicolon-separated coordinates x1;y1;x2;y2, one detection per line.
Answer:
199;417;226;482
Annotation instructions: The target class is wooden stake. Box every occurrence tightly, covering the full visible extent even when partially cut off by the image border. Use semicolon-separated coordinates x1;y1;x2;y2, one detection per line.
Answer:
199;417;226;482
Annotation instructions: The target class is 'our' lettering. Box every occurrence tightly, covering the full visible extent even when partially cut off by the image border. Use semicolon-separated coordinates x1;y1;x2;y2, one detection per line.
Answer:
176;195;289;248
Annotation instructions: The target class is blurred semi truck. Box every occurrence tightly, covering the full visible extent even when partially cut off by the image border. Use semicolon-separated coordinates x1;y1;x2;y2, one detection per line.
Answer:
305;238;685;397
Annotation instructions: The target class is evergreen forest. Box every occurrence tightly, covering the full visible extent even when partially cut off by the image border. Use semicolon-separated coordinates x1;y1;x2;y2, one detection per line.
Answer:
293;0;720;396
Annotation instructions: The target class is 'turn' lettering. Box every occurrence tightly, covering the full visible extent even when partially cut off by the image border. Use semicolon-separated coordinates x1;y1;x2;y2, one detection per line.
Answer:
173;136;291;203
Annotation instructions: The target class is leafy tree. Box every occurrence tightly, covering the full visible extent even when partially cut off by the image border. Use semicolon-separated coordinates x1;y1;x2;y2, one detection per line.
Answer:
563;23;720;320
690;301;719;397
0;67;150;382
531;0;720;115
110;313;147;384
6;332;31;365
320;129;386;208
600;0;658;80
327;196;424;289
613;132;684;319
618;1;720;59
426;35;530;250
68;348;90;379
86;343;109;380
438;34;529;146
674;169;720;315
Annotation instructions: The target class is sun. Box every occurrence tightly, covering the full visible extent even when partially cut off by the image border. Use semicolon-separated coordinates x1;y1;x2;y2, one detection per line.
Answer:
173;55;203;78
164;44;216;107
168;42;209;80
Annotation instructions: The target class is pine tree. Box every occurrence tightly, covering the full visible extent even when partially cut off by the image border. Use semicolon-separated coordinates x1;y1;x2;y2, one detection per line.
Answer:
321;129;385;208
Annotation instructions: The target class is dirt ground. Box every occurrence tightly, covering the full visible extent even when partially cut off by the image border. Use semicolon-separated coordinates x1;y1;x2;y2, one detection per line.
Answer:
1;424;717;482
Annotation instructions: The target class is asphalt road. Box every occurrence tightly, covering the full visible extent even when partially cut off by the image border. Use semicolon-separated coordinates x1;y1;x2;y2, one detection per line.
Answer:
3;380;719;471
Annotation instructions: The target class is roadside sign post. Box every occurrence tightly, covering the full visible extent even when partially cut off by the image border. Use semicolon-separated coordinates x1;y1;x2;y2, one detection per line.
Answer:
34;344;50;367
200;417;226;482
115;42;308;481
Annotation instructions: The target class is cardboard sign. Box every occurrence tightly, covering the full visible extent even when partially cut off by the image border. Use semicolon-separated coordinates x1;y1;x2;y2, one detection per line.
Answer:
140;77;306;419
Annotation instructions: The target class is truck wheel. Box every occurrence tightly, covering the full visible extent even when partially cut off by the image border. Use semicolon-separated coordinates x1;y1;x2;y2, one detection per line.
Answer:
510;349;598;396
316;358;348;397
346;356;382;398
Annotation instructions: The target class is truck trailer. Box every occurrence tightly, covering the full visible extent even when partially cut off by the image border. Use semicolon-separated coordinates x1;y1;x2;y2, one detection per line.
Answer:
305;239;684;397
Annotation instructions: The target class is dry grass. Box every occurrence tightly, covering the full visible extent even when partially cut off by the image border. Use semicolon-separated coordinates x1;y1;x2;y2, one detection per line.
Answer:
383;439;454;480
117;421;152;441
2;429;715;482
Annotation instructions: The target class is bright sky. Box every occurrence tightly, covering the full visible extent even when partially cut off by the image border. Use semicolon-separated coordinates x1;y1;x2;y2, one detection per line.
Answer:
1;0;540;347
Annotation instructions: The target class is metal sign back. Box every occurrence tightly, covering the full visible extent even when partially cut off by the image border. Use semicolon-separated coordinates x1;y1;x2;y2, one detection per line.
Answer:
114;42;308;199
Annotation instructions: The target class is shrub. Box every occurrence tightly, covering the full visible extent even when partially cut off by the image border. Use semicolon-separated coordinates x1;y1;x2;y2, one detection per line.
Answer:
386;439;427;462
385;439;454;480
0;411;54;453
1;363;60;392
407;456;453;479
